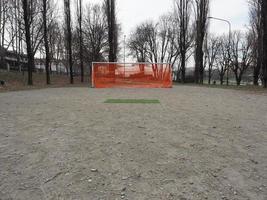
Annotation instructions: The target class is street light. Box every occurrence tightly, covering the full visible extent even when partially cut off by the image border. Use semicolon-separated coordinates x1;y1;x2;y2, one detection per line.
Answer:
208;16;232;85
124;35;126;64
124;35;126;78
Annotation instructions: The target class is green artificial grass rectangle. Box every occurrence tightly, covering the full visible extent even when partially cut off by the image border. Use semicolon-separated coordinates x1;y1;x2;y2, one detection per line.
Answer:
104;99;160;104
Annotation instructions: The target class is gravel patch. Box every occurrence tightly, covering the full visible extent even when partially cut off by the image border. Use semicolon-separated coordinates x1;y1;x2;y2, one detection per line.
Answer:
0;86;266;199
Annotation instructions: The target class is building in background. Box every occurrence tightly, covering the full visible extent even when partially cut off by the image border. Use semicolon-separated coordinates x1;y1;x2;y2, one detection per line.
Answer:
0;47;27;71
0;47;68;74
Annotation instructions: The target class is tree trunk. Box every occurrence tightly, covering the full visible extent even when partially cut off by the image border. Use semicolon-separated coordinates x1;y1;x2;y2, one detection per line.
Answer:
55;65;58;74
195;39;200;83
199;53;204;84
79;0;84;83
208;67;212;85
254;21;263;86
198;35;204;84
0;0;2;46
195;44;204;84
65;0;74;84
195;30;205;84
107;0;116;62
181;50;186;83
253;63;260;86
1;8;6;48
22;0;34;85
262;0;267;88
220;75;223;85
235;73;241;86
194;0;208;84
237;79;241;86
43;0;51;85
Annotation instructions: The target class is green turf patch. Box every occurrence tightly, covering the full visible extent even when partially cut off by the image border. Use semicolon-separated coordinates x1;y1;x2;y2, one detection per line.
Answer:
104;99;160;104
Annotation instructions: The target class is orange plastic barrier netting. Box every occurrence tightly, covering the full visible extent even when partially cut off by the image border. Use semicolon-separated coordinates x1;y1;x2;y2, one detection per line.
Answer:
92;63;172;88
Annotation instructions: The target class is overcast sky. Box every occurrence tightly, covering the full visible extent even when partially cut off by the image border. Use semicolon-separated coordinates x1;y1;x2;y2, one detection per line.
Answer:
80;0;249;36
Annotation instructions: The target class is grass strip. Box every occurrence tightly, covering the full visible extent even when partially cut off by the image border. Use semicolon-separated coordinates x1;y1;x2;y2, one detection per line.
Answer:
104;99;160;104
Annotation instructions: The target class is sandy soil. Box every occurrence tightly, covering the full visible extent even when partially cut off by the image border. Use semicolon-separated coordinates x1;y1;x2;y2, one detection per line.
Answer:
0;86;266;200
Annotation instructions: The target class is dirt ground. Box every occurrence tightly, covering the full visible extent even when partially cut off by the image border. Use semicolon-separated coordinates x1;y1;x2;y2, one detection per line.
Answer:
0;86;266;200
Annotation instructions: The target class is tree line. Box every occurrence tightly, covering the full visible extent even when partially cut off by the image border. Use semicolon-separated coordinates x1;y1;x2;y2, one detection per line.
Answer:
128;0;267;87
0;0;267;88
0;0;118;85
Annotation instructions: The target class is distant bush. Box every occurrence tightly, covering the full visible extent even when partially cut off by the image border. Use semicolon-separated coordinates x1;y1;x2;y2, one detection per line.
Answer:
185;75;195;83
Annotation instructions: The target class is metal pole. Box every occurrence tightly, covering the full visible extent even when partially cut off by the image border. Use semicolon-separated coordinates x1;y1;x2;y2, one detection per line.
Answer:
208;17;232;86
124;35;126;78
91;63;94;88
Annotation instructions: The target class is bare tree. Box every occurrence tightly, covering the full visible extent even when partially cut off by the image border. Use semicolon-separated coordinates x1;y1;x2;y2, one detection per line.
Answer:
174;0;193;83
165;17;181;73
230;32;254;86
128;21;158;64
21;0;46;81
158;15;171;64
64;0;74;84
7;0;24;72
77;0;84;82
249;0;263;86
0;0;11;68
216;36;229;85
46;21;64;74
141;21;163;78
42;0;50;84
128;24;148;62
83;3;108;64
128;17;180;80
205;34;220;84
6;1;20;52
0;0;9;48
22;0;35;85
144;22;158;64
28;1;45;59
194;0;209;84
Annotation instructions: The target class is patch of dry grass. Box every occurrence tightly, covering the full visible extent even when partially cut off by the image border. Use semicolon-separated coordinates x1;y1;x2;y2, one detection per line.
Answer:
0;71;90;92
174;82;267;94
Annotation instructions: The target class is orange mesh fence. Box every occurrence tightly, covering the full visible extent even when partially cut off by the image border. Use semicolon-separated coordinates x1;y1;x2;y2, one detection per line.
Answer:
92;63;172;88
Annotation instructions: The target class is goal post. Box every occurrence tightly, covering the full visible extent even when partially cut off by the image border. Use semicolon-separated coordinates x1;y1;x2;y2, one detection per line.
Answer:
92;62;172;88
